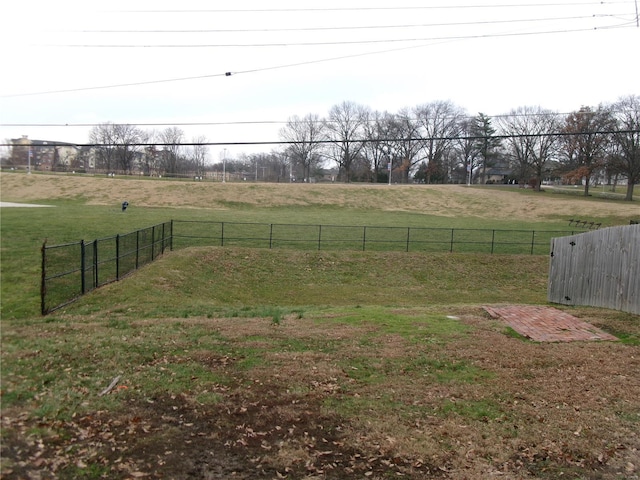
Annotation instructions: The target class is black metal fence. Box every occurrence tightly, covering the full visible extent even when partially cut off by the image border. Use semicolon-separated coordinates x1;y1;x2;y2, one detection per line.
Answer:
172;220;579;255
41;219;583;315
41;222;172;314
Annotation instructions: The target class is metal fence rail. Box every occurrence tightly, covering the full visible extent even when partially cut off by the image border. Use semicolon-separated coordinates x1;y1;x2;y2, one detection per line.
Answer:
41;222;172;314
42;219;585;315
171;220;579;255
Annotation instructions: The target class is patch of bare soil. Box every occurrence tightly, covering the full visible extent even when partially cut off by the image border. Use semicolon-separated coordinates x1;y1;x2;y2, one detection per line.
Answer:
1;313;639;479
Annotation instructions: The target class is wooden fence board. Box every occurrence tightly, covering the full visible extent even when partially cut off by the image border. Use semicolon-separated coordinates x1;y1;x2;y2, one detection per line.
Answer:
548;224;640;314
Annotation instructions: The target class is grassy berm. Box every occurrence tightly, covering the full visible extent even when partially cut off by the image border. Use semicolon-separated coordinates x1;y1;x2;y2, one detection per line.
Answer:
1;172;639;479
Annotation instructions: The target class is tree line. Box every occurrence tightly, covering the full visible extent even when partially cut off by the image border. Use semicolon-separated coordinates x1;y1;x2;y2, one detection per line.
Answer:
87;124;209;179
276;95;639;201
4;95;638;200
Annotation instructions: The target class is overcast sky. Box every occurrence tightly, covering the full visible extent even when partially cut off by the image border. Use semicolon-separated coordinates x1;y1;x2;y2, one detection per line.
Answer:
1;0;638;158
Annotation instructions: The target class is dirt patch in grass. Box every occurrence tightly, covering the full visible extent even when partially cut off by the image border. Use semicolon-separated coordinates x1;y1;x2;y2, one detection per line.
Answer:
2;310;639;479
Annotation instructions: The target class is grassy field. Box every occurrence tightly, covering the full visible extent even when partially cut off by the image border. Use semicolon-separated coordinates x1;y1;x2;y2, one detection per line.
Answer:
1;172;639;479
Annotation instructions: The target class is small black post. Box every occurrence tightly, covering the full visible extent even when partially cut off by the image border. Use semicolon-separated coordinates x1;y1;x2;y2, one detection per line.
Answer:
318;225;322;250
135;230;140;270
81;240;86;294
530;231;536;255
154;226;158;260
170;220;174;251
41;240;47;315
161;222;166;254
362;226;367;251
406;227;410;252
116;234;120;280
269;224;274;249
93;240;99;288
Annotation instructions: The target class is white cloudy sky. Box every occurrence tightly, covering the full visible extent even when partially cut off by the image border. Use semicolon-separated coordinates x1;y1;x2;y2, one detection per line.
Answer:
1;0;638;157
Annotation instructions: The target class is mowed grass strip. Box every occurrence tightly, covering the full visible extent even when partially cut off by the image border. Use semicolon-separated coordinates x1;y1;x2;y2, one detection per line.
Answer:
65;247;549;318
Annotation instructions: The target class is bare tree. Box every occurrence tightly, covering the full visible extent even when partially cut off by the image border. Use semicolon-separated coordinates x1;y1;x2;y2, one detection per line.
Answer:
271;149;291;182
361;110;393;183
560;106;613;196
414;101;465;184
499;106;560;190
279;114;325;182
190;136;208;179
112;124;144;174
89;123;118;173
140;130;160;176
454;118;478;184
325;101;368;182
159;127;185;176
609;95;640;201
385;108;423;183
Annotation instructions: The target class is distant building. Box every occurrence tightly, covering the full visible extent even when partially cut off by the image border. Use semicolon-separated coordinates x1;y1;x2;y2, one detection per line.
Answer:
484;166;514;184
6;136;88;171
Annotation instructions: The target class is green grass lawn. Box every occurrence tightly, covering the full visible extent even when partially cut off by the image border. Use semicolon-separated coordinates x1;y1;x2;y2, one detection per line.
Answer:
2;174;639;480
1;174;635;319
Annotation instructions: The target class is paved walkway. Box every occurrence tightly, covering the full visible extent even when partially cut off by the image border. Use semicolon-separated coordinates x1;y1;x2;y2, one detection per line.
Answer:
0;202;54;208
484;305;618;342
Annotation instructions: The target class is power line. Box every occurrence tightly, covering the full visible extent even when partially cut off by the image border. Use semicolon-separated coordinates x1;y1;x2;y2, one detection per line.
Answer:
106;2;634;13
3;22;634;99
2;106;634;130
3;130;638;150
64;14;618;34
0;72;232;98
1;121;287;127
0;112;628;130
47;22;635;48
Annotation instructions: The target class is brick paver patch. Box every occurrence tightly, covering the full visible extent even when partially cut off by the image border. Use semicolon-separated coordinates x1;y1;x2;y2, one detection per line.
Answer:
483;305;618;342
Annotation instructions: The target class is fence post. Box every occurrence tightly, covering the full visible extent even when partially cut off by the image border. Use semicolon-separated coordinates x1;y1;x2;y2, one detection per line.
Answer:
318;225;322;250
93;240;98;288
406;227;410;252
491;230;495;254
270;224;274;249
450;229;454;252
363;226;367;251
116;234;120;280
135;230;140;270
530;231;536;255
41;240;47;315
151;226;156;260
170;220;174;251
81;240;86;294
161;222;166;255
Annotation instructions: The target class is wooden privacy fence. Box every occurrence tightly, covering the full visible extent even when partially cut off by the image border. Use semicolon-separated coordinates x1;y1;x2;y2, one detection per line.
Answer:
548;224;640;315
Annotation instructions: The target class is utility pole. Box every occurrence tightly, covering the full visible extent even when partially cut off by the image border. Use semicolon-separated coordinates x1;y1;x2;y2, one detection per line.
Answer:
222;148;227;183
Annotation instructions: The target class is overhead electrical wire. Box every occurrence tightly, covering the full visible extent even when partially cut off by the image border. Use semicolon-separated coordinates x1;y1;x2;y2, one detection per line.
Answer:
108;2;634;13
2;129;638;150
64;14;618;34
3;20;635;98
46;14;633;48
51;23;636;48
2;107;635;130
